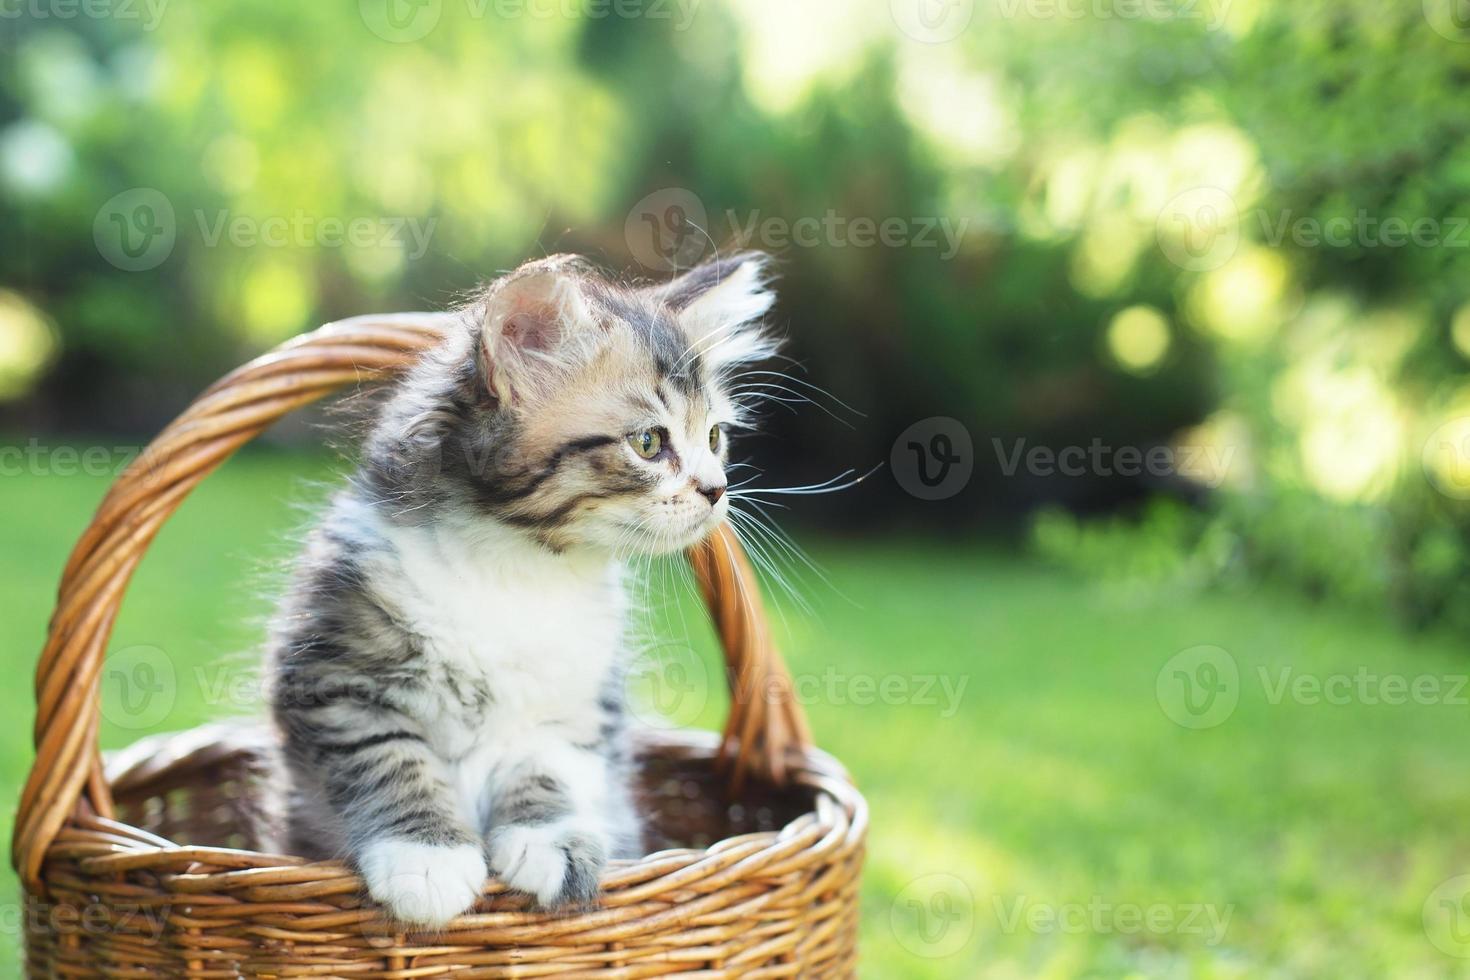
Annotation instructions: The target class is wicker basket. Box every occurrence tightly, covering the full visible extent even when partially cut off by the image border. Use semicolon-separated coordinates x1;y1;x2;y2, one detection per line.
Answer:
12;316;867;978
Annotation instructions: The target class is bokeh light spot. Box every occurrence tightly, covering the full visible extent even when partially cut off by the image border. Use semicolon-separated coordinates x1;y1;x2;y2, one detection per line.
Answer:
0;120;73;199
0;291;59;401
1451;303;1470;361
241;261;313;345
1186;247;1294;345
1106;305;1171;375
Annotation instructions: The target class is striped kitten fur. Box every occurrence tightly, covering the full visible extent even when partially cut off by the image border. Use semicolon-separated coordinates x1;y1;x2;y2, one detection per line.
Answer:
267;252;777;926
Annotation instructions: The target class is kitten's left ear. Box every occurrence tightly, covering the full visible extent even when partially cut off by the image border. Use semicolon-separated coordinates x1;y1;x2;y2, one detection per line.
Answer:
477;255;597;405
655;251;778;373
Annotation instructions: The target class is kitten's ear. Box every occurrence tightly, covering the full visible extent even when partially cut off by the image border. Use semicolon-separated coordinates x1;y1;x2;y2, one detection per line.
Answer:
656;251;778;373
477;255;596;405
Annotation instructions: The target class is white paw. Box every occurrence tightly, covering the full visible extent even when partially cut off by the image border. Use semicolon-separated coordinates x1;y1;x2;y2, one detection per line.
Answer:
487;824;606;909
359;838;487;926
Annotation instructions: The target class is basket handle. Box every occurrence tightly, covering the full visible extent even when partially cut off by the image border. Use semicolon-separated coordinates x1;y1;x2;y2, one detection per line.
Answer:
12;315;811;892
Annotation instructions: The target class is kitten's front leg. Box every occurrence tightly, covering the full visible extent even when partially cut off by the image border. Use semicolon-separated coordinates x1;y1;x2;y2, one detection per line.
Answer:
299;720;487;926
485;744;620;909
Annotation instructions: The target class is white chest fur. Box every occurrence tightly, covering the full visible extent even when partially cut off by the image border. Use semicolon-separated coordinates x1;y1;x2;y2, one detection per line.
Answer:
360;510;627;820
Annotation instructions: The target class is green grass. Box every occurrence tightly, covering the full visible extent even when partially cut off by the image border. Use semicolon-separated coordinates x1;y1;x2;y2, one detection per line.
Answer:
3;450;1470;977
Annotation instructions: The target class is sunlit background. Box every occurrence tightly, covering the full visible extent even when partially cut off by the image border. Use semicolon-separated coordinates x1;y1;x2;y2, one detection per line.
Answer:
7;0;1470;975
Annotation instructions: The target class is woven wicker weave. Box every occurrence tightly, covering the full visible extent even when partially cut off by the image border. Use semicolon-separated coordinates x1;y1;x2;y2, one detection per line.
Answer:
12;315;867;978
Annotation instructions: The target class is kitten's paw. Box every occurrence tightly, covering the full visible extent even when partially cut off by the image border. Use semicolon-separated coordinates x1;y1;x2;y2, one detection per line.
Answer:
487;824;607;910
358;838;487;927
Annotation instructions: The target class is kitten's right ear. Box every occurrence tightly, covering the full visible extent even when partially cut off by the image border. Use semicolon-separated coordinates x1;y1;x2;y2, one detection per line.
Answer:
475;255;595;406
653;251;778;374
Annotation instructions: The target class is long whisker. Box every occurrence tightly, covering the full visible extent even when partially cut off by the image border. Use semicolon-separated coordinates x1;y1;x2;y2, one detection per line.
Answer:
734;499;855;608
727;473;768;493
726;510;806;624
730;506;811;591
727;463;883;498
727;384;859;433
729;382;857;430
732;396;800;419
736;370;868;418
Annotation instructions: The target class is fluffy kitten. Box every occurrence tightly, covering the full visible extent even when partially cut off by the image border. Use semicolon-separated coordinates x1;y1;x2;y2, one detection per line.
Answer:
267;252;777;926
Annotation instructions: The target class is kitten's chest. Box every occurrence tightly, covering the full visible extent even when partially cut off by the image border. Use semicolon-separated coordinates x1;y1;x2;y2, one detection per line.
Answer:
379;526;626;731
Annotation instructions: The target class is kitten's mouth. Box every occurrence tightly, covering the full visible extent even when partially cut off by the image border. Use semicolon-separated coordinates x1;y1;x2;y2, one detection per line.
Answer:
694;511;725;540
616;511;724;555
670;514;723;551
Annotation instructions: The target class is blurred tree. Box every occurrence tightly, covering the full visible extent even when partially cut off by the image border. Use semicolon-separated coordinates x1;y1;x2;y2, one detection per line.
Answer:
6;0;1470;629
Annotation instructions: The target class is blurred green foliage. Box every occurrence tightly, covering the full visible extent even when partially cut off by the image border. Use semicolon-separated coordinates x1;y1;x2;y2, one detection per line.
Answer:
5;0;1470;629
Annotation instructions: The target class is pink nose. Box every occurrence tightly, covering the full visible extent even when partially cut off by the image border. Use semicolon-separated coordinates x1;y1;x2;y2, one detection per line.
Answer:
698;483;726;505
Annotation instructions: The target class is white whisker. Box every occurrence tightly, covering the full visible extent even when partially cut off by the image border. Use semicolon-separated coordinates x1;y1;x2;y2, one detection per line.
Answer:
727;463;883;499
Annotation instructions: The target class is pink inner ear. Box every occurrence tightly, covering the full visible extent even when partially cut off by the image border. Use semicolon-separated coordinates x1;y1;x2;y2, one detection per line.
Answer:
502;308;557;352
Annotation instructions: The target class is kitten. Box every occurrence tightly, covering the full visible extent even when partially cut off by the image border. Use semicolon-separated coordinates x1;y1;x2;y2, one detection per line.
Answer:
266;251;777;926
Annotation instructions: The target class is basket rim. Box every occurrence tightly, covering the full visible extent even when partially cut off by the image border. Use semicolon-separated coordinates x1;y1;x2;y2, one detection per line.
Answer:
62;722;868;937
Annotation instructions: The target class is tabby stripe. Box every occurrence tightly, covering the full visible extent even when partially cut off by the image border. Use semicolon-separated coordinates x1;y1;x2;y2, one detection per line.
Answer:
482;435;619;505
499;490;613;529
316;731;424;754
560;434;619;454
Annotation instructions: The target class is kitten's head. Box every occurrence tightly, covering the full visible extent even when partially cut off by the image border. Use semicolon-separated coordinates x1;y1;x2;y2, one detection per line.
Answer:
367;252;777;555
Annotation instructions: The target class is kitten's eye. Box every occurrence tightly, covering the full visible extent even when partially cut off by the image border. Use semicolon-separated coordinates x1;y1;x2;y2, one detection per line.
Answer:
709;425;722;452
628;429;662;459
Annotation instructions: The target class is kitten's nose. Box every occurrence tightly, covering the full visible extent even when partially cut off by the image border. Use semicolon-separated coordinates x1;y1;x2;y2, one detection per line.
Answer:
697;482;726;505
